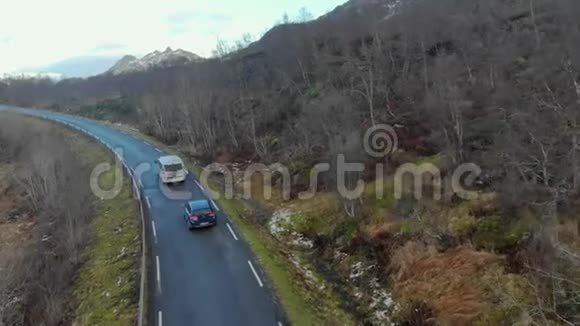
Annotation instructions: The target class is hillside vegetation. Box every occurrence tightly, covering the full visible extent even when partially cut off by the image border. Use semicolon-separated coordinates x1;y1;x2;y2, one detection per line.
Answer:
0;114;139;325
1;0;580;324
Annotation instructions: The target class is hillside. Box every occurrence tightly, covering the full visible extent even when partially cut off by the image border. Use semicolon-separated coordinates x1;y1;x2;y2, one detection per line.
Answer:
0;114;139;325
1;0;580;324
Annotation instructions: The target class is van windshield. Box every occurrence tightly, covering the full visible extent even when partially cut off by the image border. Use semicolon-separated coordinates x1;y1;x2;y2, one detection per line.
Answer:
164;164;183;172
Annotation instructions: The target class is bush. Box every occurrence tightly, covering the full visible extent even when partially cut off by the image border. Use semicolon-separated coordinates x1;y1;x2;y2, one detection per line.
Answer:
392;299;435;326
396;194;417;218
448;212;477;237
287;213;338;238
0;115;94;325
78;98;136;122
399;220;421;237
391;243;503;325
473;216;526;252
475;271;532;325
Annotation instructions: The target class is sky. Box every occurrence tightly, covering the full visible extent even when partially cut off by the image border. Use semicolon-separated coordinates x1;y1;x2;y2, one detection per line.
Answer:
0;0;347;76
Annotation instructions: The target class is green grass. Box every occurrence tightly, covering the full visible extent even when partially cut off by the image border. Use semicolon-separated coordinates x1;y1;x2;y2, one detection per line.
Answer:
58;126;140;325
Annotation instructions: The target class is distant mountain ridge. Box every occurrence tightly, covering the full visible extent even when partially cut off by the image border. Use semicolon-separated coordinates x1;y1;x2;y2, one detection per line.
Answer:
106;47;202;75
2;71;65;81
321;0;406;20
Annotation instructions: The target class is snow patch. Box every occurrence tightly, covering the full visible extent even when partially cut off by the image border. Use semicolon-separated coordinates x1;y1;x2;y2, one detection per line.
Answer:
290;231;314;249
269;208;293;235
348;261;395;324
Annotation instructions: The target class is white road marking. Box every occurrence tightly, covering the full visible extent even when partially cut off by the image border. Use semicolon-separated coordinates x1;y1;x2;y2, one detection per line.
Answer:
138;179;144;189
195;180;203;190
133;180;140;200
155;148;162;153
146;197;152;209
211;199;220;212
152;221;158;243
278;322;283;326
248;261;264;288
158;311;163;326
156;256;162;292
226;223;238;241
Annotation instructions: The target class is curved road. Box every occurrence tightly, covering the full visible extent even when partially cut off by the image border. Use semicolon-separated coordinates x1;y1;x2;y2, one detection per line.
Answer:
0;105;286;326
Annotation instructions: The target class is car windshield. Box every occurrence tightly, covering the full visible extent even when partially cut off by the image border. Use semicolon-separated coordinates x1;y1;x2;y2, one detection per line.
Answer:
164;163;183;172
193;208;212;216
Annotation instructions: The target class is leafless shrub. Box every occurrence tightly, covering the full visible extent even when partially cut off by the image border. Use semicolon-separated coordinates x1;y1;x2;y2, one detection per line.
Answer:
0;114;94;325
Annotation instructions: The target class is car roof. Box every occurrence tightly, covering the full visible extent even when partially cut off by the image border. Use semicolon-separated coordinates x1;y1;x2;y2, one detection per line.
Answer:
188;200;211;211
158;155;183;165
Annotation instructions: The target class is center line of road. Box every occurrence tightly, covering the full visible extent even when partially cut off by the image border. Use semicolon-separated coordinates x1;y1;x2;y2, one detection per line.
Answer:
152;221;158;243
155;256;162;293
158;311;163;326
146;196;152;209
248;261;264;288
226;223;238;241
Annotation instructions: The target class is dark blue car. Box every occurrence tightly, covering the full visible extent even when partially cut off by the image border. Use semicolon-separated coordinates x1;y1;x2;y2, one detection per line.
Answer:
183;199;217;229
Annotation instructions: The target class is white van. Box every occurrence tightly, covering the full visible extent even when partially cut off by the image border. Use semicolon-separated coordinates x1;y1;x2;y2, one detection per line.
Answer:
157;155;187;184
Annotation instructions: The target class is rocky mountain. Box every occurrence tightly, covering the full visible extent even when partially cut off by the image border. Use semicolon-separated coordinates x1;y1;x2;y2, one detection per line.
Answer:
106;47;202;75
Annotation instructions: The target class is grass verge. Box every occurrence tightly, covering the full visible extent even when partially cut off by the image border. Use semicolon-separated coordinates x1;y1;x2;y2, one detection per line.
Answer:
56;124;140;325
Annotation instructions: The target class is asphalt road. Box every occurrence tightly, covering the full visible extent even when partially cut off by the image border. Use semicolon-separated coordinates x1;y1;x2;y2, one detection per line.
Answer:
0;106;286;326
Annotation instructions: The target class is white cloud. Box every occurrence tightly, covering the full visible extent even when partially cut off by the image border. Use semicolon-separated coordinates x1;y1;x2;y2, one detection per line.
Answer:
0;0;346;74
